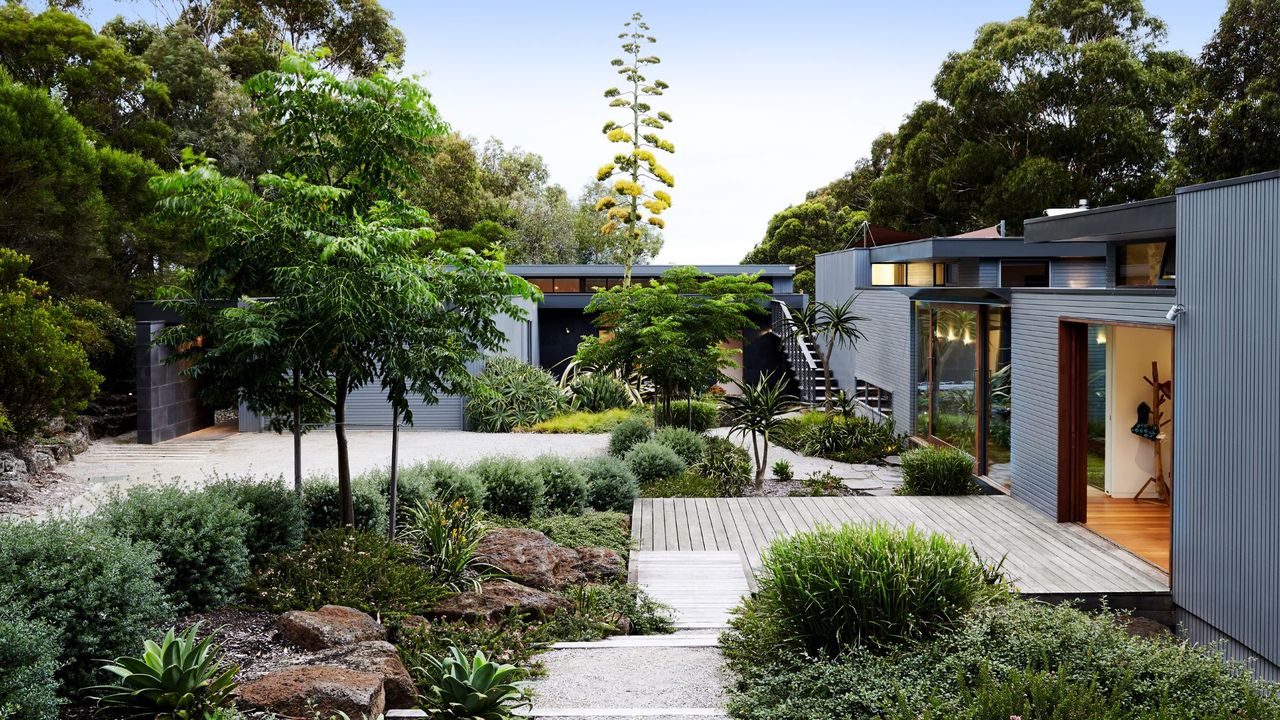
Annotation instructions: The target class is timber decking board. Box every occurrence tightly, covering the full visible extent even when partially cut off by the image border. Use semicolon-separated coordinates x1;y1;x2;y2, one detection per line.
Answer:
632;496;1168;595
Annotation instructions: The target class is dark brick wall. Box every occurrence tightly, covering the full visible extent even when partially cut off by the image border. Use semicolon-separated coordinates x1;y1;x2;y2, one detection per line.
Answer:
135;321;211;444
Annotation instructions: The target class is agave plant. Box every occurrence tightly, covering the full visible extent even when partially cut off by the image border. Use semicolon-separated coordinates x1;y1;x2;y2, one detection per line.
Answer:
415;647;530;720
89;623;239;719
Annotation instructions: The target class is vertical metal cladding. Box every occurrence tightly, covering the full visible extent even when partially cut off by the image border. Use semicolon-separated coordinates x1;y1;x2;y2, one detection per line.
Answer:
1173;174;1280;671
1008;292;1173;518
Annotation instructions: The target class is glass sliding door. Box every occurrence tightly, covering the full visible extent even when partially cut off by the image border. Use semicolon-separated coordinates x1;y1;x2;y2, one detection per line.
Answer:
914;306;933;437
932;307;979;453
986;307;1012;488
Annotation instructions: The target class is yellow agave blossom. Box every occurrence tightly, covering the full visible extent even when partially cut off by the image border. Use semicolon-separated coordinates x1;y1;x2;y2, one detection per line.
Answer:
647;216;666;228
606;128;632;143
607;206;633;221
613;179;644;196
596;163;616;181
651;163;675;187
633;148;655;163
600;220;618;235
594;196;618;211
642;199;668;214
654;190;672;205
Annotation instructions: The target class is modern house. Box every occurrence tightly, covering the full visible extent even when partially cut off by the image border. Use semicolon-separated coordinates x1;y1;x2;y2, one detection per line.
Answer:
814;170;1280;678
134;264;800;440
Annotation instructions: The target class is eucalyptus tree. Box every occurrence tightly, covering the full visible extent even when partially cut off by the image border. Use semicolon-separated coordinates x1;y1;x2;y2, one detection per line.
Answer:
595;11;675;285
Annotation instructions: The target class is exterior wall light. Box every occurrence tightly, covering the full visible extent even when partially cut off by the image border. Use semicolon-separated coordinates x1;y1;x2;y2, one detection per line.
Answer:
1165;304;1186;322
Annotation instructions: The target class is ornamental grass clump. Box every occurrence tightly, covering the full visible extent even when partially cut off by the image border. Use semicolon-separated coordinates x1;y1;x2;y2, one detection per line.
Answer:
899;446;980;495
754;523;1007;655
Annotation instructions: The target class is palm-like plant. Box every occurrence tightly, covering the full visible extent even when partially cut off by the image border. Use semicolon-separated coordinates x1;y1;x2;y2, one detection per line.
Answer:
722;372;801;492
415;647;530;720
783;297;867;413
88;623;239;719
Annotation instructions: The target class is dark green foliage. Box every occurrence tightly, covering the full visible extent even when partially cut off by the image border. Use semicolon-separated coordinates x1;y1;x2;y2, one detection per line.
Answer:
657;399;719;432
469;457;544;519
722;601;1280;720
96;485;252;614
580;456;639;512
749;523;1006;655
563;582;675;636
0;601;60;720
771;459;794;483
302;475;389;534
0;518;171;690
423;460;487;508
248;529;448;615
467;356;567;432
775;412;903;464
518;512;632;558
89;624;239;719
639;472;723;498
569;372;633;412
608;415;652;457
693;435;753;496
900;446;980;496
625;441;686;483
205;475;306;559
653;426;707;465
532;455;588;515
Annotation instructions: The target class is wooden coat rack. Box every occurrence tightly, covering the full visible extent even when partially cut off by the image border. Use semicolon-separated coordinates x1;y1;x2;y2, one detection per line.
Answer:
1134;361;1172;504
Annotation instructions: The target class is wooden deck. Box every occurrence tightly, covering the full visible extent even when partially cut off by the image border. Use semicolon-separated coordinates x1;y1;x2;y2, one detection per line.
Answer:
631;496;1169;596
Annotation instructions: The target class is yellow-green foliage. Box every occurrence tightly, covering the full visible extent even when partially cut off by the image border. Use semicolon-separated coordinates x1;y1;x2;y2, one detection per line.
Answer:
519;408;636;434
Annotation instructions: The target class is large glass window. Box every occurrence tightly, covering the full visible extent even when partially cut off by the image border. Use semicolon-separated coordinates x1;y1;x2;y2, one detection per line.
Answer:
1117;242;1175;287
987;307;1012;488
915;306;932;436
932;307;979;452
872;263;906;286
552;277;583;293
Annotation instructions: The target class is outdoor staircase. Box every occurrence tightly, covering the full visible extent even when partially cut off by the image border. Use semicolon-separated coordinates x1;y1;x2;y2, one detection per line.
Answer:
770;300;839;405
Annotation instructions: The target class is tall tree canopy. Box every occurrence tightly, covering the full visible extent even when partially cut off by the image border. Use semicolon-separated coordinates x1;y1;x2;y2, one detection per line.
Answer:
1170;0;1280;185
869;0;1192;235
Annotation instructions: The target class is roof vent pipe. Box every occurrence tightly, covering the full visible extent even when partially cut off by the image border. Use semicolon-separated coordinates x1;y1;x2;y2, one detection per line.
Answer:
1078;198;1090;209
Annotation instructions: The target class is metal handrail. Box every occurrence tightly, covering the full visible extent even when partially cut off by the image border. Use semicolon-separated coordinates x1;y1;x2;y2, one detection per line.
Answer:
771;300;822;404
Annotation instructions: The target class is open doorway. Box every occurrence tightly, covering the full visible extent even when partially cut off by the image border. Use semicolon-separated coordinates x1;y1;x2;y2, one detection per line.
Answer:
1059;321;1172;571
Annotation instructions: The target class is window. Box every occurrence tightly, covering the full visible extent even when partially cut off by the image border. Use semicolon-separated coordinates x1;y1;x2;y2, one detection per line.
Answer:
1000;260;1050;287
585;278;611;291
527;278;554;293
1118;242;1175;287
871;263;906;286
552;277;583;293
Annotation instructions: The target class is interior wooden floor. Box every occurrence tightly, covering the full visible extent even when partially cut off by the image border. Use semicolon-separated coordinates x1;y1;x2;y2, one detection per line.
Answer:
1084;487;1171;571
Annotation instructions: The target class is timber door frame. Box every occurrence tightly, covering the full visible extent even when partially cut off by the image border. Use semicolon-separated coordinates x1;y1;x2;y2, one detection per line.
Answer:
1057;320;1089;522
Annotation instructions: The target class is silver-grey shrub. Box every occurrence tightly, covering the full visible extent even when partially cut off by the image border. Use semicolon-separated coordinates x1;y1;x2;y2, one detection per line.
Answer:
624;441;686;483
468;457;544;518
580;456;639;512
532;455;588;515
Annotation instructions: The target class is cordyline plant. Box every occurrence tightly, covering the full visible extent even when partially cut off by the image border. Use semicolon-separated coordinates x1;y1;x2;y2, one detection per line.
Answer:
596;11;674;285
782;296;866;413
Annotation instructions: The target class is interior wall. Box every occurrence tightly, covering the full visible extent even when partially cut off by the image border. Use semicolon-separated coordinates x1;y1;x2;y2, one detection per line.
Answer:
1105;325;1173;498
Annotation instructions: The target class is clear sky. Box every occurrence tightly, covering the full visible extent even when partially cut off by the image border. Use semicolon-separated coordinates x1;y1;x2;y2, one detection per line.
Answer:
80;0;1227;264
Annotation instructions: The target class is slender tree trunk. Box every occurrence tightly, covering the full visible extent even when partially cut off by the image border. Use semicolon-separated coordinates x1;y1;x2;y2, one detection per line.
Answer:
292;367;302;495
334;377;355;528
822;344;835;415
388;406;400;540
751;432;764;493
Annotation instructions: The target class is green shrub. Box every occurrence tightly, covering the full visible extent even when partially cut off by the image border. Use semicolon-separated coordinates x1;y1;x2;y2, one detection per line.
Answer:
568;373;633;412
894;665;1131;720
653;426;707;465
0;518;171;690
88;624;239;719
247;529;448;615
469;457;544;519
771;459;794;482
520;408;636;434
580;456;639;512
563;582;675;636
466;356;567;432
360;465;432;530
414;460;486;508
693;436;752;496
205;475;306;559
0;601;60;720
899;446;979;495
530;455;588;515
302;474;389;534
802;470;842;496
608;416;652;457
96;484;252;614
775;411;904;464
751;523;1006;655
625;441;686;483
517;512;632;558
656;399;719;432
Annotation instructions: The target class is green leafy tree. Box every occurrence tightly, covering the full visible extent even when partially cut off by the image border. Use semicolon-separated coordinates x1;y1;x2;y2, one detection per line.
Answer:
596;11;674;284
572;180;663;264
0;249;102;441
154;55;536;526
868;0;1192;235
411;132;486;231
576;267;770;427
1170;0;1280;186
722;373;801;493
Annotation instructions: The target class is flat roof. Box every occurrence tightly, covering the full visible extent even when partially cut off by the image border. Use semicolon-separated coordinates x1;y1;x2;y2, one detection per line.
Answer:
504;264;794;277
1023;196;1175;243
821;237;1106;262
1175;168;1280;194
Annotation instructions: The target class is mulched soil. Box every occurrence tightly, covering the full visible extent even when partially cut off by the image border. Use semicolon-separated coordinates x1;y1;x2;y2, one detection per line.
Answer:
749;477;858;498
0;469;89;520
176;608;312;682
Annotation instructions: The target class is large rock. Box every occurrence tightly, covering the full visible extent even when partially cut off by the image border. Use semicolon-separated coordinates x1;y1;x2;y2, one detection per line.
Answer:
0;480;33;503
0;453;28;482
34;443;71;464
428;580;571;623
238;665;385;719
476;528;625;590
20;448;55;475
278;605;387;650
308;641;417;709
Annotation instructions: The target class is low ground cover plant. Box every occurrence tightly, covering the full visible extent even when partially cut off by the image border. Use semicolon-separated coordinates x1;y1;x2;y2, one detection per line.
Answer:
467;356;567;432
520;407;636;434
580;456;639;512
774;411;904;464
625;440;687;483
638;472;723;497
564;582;675;636
899;446;980;495
497;511;632;558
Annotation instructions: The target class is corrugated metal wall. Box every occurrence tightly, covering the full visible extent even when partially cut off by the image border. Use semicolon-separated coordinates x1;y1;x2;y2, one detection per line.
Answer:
1173;175;1280;672
1008;292;1174;517
815;250;859;394
1050;258;1107;288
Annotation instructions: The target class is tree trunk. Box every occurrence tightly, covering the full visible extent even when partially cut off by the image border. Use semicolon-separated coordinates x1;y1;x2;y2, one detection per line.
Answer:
334;377;355;529
388;406;400;540
822;342;835;415
752;432;765;493
292;367;302;495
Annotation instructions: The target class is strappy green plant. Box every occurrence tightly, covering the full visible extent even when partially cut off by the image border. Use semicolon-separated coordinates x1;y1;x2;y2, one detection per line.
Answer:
88;623;239;719
415;647;530;719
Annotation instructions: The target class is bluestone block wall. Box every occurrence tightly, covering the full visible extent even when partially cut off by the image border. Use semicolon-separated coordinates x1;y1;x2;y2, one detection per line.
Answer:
136;320;211;443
